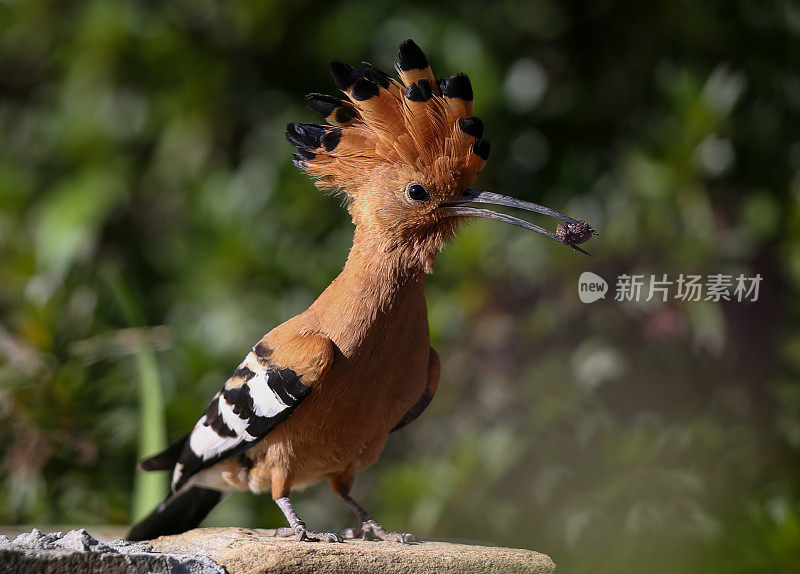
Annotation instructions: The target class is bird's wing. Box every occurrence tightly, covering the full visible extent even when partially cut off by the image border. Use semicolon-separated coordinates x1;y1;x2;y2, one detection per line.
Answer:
169;335;332;492
391;347;439;432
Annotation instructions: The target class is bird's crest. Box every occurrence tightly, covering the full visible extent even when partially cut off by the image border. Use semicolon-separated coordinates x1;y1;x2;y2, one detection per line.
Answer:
287;40;489;203
287;39;595;261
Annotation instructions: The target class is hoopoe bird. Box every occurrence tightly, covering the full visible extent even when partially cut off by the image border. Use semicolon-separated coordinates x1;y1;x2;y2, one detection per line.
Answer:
128;39;594;543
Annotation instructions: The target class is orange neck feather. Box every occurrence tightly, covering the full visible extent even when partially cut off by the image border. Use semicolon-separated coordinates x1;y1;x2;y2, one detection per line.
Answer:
309;226;430;356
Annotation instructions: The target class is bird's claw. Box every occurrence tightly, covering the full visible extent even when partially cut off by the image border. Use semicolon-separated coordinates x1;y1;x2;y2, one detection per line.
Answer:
342;520;417;543
295;525;344;543
395;532;417;544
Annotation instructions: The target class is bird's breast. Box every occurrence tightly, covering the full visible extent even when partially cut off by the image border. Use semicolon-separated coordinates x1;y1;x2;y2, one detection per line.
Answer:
264;282;431;477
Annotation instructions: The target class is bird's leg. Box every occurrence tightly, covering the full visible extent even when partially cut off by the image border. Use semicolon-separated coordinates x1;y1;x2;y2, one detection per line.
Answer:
332;479;417;544
274;496;343;543
272;470;342;543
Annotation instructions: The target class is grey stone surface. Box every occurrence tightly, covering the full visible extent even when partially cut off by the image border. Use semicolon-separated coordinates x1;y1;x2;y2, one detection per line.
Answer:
0;527;556;574
0;528;225;574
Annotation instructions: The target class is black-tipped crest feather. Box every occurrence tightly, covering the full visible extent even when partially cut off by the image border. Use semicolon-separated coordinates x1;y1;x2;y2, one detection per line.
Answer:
458;116;484;138
473;139;491;160
351;78;380;101
442;73;473;101
286;123;326;149
305;93;342;117
329;60;361;91
406;80;433;102
360;62;391;88
395;39;429;71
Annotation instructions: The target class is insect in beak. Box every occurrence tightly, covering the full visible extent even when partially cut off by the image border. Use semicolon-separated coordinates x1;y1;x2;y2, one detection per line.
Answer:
438;189;598;256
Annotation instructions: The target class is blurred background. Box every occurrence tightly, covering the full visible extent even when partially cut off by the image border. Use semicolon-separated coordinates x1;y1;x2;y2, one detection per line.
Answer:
1;1;799;572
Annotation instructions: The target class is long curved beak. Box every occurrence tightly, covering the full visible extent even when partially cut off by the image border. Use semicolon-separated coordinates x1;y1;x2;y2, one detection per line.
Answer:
438;189;597;256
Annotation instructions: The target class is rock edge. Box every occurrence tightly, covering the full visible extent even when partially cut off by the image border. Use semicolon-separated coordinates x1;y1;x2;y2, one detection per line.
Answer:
0;528;224;574
0;527;556;574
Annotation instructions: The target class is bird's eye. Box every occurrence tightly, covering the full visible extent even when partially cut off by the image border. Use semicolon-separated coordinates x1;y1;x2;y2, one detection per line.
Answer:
405;184;429;202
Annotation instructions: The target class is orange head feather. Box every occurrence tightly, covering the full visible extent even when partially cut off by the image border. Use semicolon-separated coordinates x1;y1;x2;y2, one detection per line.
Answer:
287;40;595;271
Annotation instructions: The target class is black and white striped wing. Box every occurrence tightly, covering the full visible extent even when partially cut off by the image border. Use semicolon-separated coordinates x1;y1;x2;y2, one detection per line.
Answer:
171;354;310;492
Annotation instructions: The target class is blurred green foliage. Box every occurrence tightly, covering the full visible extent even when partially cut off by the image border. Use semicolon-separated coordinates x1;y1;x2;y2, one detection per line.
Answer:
1;0;800;572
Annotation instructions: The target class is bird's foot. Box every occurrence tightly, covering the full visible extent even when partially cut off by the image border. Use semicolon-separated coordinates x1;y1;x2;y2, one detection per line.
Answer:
342;519;417;543
294;525;344;543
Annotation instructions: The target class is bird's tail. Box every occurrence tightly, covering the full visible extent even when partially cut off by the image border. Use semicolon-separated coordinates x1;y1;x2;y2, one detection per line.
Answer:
128;433;222;541
137;433;189;472
127;486;223;541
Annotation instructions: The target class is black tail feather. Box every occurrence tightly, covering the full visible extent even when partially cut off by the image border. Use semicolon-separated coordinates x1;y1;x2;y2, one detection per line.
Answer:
127;487;223;541
138;434;189;471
